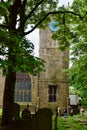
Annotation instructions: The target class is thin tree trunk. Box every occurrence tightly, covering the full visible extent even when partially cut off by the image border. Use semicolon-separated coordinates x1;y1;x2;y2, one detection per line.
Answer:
1;69;16;126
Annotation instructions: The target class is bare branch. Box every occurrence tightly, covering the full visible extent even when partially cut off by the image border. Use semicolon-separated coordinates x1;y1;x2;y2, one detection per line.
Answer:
24;10;83;35
25;0;45;21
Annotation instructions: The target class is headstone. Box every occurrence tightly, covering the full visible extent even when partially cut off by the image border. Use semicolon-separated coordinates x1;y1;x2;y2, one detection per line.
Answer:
6;120;31;130
32;108;53;130
12;103;20;120
21;106;31;120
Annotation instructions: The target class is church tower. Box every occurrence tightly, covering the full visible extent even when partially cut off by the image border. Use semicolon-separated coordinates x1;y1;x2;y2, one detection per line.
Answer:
34;26;69;113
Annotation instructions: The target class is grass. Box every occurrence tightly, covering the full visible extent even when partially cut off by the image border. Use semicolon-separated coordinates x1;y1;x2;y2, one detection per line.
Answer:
57;115;87;130
0;109;2;117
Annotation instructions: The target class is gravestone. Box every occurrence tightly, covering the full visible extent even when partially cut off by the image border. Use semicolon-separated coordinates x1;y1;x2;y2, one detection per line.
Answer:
32;108;53;130
5;104;32;130
6;120;31;130
12;103;20;120
21;106;31;120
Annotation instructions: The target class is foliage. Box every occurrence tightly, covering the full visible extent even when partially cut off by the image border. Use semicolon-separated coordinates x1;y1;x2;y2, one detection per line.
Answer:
58;116;87;130
68;0;87;106
0;109;2;117
0;32;44;75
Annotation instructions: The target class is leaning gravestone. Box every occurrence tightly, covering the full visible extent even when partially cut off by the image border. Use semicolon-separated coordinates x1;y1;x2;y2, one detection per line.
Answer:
32;108;53;130
12;103;20;120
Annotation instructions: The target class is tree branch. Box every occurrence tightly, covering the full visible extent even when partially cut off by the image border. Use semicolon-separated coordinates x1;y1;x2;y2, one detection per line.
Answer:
24;10;83;35
18;0;45;34
8;0;21;30
25;0;45;21
18;0;27;33
18;0;44;34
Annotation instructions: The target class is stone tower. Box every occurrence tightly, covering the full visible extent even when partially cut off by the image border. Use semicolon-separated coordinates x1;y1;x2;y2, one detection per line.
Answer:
32;27;69;113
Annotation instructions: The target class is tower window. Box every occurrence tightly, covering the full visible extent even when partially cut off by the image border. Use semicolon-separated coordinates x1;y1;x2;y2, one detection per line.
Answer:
48;85;57;102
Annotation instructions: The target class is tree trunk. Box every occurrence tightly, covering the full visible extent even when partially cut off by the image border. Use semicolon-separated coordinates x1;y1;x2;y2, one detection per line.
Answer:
0;0;25;126
1;69;16;126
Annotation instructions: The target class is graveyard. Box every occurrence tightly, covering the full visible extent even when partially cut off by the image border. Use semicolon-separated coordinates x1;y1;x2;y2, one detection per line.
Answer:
0;105;87;130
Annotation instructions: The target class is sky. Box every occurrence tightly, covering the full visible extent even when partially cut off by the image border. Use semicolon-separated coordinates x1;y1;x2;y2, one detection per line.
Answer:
26;28;39;57
58;0;73;6
27;0;73;57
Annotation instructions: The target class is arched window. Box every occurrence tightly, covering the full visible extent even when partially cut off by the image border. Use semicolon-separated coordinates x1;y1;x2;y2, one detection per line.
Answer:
14;72;31;102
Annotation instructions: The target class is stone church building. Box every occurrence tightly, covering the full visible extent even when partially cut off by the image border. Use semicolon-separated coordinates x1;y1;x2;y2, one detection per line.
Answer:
0;27;69;114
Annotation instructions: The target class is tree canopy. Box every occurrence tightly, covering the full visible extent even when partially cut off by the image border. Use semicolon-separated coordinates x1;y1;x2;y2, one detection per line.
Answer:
68;0;87;106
